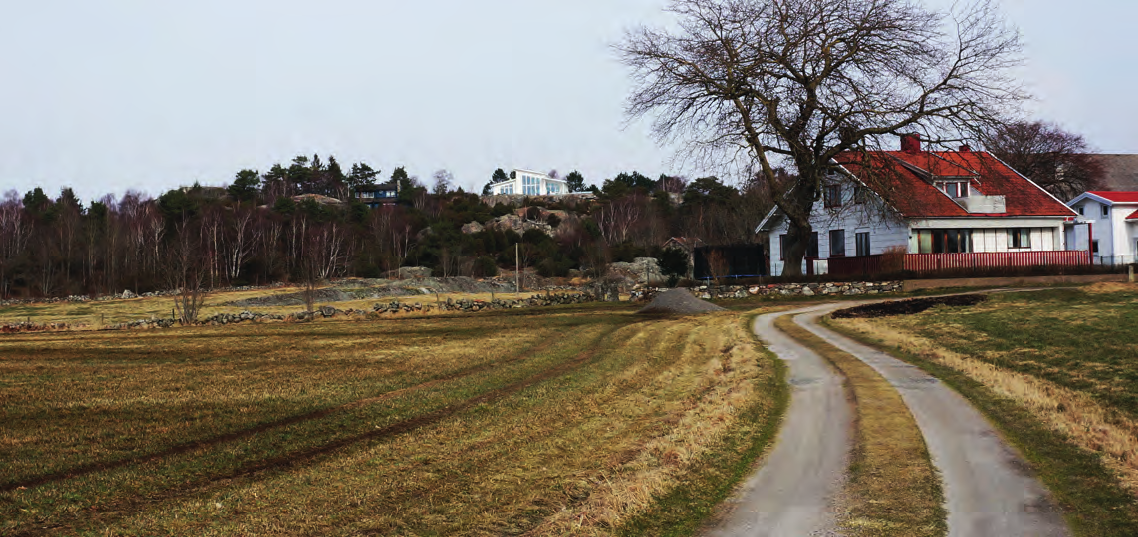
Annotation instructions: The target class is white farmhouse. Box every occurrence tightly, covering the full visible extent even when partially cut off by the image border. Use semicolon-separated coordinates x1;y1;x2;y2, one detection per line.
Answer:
1065;192;1138;265
759;134;1080;276
487;169;568;196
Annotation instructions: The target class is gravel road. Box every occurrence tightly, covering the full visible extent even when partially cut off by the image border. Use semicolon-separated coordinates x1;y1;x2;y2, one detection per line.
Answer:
704;302;1070;537
796;305;1070;537
703;306;852;537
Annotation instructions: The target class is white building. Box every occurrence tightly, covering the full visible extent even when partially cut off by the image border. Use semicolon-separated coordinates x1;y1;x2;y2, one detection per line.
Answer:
488;169;568;196
1065;192;1138;265
758;135;1078;276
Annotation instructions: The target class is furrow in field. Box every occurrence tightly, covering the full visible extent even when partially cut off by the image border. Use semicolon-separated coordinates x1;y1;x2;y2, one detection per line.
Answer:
0;333;565;494
9;324;626;537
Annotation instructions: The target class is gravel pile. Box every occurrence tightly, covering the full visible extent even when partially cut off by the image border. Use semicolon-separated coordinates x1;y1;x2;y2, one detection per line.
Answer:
637;289;726;315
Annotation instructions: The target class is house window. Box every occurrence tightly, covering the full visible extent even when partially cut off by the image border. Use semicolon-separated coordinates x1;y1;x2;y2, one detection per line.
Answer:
1077;205;1085;216
1102;205;1110;218
856;232;871;257
1008;228;1031;249
935;181;970;198
779;234;787;260
523;176;540;196
853;186;869;204
1092;240;1100;254
829;230;846;257
824;184;842;208
916;229;974;254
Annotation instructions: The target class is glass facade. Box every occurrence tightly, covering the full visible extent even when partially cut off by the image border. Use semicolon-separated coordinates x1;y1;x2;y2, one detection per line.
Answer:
916;229;973;254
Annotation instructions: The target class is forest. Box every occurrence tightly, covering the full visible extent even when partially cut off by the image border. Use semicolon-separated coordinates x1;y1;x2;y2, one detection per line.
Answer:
0;155;771;299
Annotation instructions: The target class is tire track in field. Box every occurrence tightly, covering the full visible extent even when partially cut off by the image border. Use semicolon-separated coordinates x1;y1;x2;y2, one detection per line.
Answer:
2;334;567;493
11;324;627;537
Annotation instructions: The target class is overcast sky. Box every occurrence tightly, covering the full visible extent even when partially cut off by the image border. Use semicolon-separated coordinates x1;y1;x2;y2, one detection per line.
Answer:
1;0;1135;204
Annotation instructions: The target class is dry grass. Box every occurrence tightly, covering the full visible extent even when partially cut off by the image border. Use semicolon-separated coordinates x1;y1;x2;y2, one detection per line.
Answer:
0;304;779;536
0;285;562;327
775;315;946;537
833;315;1138;493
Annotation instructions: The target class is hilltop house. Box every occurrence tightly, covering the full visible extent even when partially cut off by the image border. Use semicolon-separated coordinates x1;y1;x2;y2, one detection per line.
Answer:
1065;191;1138;265
354;181;400;209
758;134;1081;276
487;169;568;196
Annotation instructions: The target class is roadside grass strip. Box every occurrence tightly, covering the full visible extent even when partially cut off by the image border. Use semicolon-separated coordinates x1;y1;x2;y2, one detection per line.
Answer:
775;315;946;537
614;312;790;537
827;312;1138;537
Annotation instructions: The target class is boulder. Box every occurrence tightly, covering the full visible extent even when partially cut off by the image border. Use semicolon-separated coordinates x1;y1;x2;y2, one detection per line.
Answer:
397;266;432;279
461;221;485;234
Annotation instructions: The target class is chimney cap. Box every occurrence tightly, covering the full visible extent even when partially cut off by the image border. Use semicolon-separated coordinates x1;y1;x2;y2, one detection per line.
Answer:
900;133;922;154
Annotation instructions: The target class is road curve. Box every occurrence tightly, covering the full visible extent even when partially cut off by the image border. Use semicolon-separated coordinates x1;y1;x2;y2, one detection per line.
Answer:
795;306;1070;537
703;306;852;537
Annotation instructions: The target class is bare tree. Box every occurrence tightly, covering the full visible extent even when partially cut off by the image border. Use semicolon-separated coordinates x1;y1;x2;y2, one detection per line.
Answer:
619;0;1025;275
432;169;454;197
982;120;1104;201
166;220;208;325
706;250;730;285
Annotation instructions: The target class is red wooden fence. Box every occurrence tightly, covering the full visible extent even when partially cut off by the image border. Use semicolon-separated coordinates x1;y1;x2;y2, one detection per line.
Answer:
903;251;1091;272
827;250;1091;277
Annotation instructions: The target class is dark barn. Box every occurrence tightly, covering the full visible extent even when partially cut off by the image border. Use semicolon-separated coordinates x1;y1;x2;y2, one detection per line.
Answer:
693;244;768;280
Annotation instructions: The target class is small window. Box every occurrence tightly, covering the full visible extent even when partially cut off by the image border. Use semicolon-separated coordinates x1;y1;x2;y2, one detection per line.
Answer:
1102;205;1110;218
829;230;846;257
824;184;842;208
807;232;819;258
1092;240;1100;254
1076;205;1085;216
856;232;871;257
853;186;869;204
1008;228;1031;249
779;234;787;260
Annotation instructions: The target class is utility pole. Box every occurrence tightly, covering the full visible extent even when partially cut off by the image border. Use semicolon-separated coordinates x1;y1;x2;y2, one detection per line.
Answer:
515;243;520;295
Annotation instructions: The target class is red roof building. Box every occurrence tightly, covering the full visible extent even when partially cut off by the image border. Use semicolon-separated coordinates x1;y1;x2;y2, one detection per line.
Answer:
759;134;1082;275
1066;191;1138;264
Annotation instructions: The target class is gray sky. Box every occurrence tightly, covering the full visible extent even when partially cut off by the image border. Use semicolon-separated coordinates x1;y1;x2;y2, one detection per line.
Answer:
1;0;1135;204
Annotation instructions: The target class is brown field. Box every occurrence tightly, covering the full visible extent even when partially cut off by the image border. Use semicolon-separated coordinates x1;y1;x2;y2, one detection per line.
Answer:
0;301;782;536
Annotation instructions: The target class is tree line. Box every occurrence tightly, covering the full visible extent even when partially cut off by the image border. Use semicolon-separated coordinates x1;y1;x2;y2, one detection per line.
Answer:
0;156;773;299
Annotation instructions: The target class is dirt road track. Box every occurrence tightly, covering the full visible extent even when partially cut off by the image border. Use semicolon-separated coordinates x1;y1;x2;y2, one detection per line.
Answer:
796;306;1069;537
705;302;1070;537
704;307;852;537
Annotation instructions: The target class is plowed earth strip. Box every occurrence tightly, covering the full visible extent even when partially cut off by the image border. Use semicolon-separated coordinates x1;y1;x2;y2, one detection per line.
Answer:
12;326;622;537
2;336;566;493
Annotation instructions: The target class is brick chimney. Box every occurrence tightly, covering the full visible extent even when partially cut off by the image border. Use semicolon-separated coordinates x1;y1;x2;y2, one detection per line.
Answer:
959;144;972;152
900;133;921;153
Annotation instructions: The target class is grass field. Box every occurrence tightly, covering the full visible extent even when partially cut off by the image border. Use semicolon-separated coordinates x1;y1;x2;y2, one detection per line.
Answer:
829;283;1138;536
0;285;558;328
0;301;784;536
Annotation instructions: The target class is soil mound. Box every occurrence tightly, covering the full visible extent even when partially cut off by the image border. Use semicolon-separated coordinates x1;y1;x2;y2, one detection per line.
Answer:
831;294;987;319
637;289;726;315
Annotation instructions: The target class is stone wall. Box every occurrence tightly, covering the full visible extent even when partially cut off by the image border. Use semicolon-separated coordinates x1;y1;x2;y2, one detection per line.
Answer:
632;281;904;301
691;281;903;299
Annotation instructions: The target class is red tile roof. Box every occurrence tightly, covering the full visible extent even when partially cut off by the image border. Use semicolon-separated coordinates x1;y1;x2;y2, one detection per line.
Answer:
1127;210;1138;221
1087;191;1138;203
834;150;1075;219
